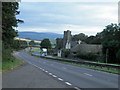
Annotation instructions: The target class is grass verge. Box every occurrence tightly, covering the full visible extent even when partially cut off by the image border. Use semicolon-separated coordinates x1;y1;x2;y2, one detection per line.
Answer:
2;57;25;72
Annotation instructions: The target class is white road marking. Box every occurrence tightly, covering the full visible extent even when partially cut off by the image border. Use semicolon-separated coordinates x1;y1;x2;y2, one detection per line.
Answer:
74;87;81;90
63;67;67;69
52;75;57;77
58;78;63;81
84;73;93;76
49;73;52;75
65;82;72;86
45;71;48;73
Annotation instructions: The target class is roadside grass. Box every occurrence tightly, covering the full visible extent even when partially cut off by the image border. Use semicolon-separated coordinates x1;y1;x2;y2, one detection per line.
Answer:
2;57;25;72
61;62;119;74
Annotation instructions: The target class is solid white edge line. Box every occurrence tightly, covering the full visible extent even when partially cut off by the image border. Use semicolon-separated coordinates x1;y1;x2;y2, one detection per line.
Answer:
65;82;72;86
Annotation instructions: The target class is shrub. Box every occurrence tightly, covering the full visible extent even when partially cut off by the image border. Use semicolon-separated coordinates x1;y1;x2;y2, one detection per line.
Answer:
76;52;98;61
63;49;70;58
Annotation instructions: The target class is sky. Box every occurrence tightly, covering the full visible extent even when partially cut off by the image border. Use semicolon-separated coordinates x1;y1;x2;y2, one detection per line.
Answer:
17;0;119;36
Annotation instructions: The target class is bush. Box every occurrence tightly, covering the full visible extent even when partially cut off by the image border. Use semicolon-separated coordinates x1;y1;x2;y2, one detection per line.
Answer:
76;52;98;61
63;49;70;58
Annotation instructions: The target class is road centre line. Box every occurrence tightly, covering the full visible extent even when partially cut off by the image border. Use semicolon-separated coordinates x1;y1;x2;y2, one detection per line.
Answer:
45;71;48;73
49;73;52;75
74;87;81;90
65;82;72;86
84;73;93;76
52;75;57;77
58;78;63;81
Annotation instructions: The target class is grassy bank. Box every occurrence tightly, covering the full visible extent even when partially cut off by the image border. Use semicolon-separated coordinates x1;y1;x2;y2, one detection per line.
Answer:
2;57;25;72
62;62;119;74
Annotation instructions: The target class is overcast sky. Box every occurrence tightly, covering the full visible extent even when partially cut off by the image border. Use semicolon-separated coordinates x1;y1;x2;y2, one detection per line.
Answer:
17;0;118;35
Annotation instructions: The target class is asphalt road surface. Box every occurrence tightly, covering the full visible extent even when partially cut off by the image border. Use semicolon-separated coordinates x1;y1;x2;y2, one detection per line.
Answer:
4;51;119;90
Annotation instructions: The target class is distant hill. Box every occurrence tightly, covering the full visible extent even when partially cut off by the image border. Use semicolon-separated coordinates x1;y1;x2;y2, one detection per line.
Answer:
18;31;63;40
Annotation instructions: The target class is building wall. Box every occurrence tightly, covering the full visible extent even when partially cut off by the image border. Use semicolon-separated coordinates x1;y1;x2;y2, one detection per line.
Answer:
63;30;72;49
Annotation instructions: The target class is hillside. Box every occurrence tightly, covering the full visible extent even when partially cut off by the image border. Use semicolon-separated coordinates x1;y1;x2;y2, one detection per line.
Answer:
18;31;63;40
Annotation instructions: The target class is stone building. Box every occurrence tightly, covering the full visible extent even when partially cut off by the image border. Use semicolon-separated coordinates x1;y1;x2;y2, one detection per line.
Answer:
63;30;72;49
56;30;102;58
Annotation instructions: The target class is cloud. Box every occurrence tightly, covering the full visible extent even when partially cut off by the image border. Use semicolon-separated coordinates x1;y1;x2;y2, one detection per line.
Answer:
21;0;119;2
17;2;118;36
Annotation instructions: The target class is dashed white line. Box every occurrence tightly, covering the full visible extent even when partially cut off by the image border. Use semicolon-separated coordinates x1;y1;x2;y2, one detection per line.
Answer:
41;68;44;71
84;73;93;76
52;75;57;77
45;71;48;73
65;82;72;86
62;67;67;69
74;87;81;90
58;78;63;81
49;73;52;75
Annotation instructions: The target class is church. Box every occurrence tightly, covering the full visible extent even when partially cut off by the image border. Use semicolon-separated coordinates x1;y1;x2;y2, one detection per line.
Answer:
56;30;102;59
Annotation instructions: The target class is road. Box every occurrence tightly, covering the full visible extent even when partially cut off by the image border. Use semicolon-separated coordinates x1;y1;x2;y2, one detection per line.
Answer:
14;51;119;90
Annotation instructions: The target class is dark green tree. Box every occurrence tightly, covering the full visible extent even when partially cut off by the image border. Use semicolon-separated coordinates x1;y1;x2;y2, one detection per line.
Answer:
101;23;120;63
72;33;88;41
29;40;35;46
84;33;102;44
40;38;51;49
56;38;63;49
2;2;24;61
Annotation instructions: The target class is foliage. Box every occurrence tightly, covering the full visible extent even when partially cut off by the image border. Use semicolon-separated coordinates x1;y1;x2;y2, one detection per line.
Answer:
62;49;70;58
40;38;52;49
76;52;97;61
56;38;63;49
29;40;35;46
72;33;88;41
116;49;120;60
101;23;120;63
2;56;24;72
84;33;102;44
2;2;24;61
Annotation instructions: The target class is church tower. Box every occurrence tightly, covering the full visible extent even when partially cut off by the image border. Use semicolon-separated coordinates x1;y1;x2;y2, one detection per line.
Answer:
63;30;72;49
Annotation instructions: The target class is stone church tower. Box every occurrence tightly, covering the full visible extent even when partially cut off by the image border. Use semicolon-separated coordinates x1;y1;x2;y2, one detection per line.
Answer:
63;30;72;49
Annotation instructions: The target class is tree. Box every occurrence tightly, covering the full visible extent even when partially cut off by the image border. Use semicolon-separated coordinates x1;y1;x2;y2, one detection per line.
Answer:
101;23;120;63
29;40;35;46
84;33;102;44
2;2;24;61
56;38;63;49
116;49;120;60
40;38;51;49
72;33;88;41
